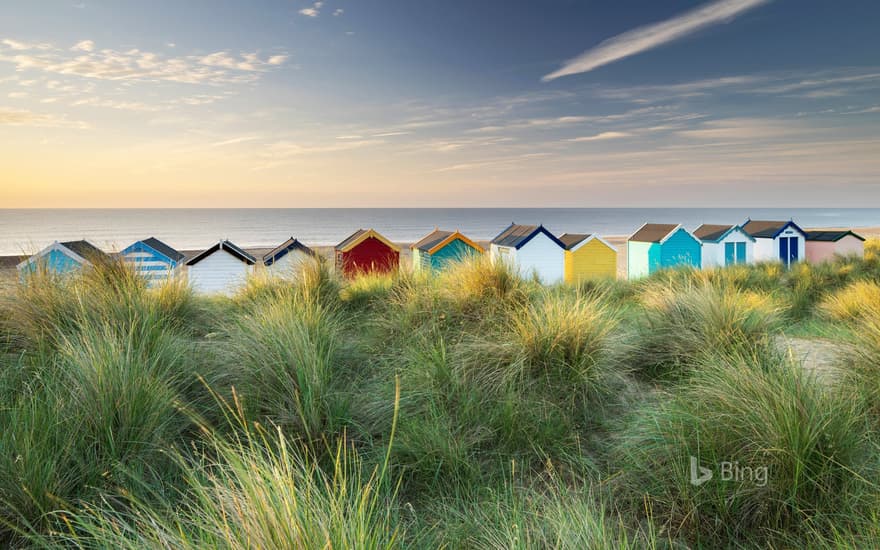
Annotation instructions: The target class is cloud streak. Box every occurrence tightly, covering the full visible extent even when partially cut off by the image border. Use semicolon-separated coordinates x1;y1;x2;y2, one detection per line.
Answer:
542;0;772;81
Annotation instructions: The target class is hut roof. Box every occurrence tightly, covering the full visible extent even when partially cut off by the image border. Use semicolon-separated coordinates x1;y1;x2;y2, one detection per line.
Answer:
186;240;256;266
412;229;484;254
693;224;755;243
491;224;565;250
60;240;106;260
804;230;865;242
558;233;591;249
141;237;185;263
335;229;400;252
559;233;618;252
629;224;679;243
263;238;316;266
741;219;805;238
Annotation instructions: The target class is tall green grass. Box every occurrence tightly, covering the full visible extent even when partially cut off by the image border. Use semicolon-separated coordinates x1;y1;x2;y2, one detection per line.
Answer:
2;247;880;547
45;394;402;549
631;281;782;380
615;351;873;545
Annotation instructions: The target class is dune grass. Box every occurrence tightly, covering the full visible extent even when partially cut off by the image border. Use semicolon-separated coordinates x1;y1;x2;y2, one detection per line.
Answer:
1;252;879;548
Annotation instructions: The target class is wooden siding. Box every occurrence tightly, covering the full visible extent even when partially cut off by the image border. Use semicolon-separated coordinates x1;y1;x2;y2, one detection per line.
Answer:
122;241;177;286
265;248;312;277
660;228;701;269
428;238;481;271
339;236;399;277
20;247;83;275
564;238;616;282
188;249;252;294
627;240;659;279
516;232;565;284
805;236;864;263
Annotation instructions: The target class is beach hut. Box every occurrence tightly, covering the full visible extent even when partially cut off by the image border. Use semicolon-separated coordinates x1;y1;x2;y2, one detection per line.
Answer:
263;237;316;276
411;229;484;272
693;224;755;269
121;237;184;285
627;224;702;279
490;224;566;284
17;240;107;276
804;230;865;263
559;233;617;282
334;229;400;276
741;220;806;268
185;240;256;294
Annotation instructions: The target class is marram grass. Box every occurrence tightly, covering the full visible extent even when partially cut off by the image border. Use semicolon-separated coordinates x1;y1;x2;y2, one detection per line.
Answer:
1;249;880;548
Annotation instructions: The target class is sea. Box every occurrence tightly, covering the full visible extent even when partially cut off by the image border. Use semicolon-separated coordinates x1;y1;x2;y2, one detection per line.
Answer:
1;208;879;256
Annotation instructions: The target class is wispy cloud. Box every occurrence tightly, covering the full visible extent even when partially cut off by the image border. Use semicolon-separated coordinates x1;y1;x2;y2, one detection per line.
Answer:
71;39;94;52
542;0;772;81
0;38;288;85
568;131;630;142
1;38;51;51
0;107;89;128
333;8;344;16
299;1;323;17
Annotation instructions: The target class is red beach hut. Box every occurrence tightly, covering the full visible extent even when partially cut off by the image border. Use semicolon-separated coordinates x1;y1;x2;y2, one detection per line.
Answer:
334;229;400;276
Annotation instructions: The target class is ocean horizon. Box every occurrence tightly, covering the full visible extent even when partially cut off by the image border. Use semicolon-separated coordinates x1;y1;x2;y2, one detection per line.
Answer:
1;207;879;257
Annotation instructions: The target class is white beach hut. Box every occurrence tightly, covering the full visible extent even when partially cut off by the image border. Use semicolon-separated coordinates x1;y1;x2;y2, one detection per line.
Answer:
186;240;256;294
262;237;316;277
693;224;755;268
489;224;566;284
741;220;806;268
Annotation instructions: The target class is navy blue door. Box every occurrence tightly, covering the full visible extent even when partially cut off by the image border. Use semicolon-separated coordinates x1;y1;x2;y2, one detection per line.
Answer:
789;238;798;264
779;238;789;263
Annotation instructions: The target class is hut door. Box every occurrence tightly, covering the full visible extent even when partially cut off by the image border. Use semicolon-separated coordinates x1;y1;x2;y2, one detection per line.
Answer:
724;243;736;265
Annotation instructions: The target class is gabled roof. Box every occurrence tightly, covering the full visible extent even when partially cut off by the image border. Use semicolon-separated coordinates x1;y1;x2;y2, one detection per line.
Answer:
693;224;755;243
629;223;678;243
335;229;400;253
629;223;699;245
412;229;484;254
741;219;806;239
61;240;106;260
139;237;185;263
805;230;866;242
558;233;591;249
491;224;565;250
186;240;256;266
17;240;98;270
558;233;617;252
263;237;316;266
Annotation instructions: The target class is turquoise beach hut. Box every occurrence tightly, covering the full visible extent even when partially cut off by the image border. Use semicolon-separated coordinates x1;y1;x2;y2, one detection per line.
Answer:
411;229;484;272
17;240;107;277
627;223;701;279
121;237;185;285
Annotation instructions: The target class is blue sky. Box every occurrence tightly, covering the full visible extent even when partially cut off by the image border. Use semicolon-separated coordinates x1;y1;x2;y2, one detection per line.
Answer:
1;0;879;207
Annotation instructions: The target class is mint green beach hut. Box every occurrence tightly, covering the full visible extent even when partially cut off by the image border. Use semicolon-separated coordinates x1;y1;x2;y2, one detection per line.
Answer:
627;223;702;279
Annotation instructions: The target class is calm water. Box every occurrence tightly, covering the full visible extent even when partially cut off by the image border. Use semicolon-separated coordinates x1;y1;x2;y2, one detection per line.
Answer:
1;208;878;256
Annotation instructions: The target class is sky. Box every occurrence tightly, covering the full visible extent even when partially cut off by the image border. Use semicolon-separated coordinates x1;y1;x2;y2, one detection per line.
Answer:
1;0;879;208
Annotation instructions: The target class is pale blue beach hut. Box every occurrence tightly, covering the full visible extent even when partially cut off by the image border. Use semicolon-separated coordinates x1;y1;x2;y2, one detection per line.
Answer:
17;240;107;276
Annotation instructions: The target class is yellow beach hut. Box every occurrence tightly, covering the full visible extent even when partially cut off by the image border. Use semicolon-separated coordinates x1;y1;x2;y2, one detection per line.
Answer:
559;233;617;282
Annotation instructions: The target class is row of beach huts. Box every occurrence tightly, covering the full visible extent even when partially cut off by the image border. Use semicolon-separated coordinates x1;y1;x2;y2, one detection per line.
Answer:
16;220;866;294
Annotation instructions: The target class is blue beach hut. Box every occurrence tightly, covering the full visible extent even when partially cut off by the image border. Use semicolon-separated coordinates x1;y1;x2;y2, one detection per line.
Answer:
17;240;107;276
121;237;185;285
627;223;702;279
